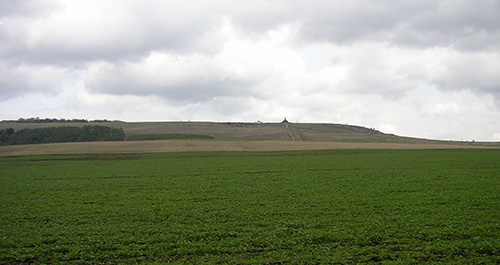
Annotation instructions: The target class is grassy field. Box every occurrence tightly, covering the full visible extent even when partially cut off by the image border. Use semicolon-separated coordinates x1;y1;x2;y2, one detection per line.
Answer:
1;149;500;264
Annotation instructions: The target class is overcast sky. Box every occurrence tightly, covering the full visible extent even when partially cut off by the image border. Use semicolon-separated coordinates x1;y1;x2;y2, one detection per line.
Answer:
1;0;500;141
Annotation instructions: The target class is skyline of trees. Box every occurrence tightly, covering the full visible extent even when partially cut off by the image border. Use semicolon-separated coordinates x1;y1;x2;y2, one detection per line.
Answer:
0;125;125;146
1;117;120;123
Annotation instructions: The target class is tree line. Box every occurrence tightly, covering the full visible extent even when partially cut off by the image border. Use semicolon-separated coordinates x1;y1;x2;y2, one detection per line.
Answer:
2;117;119;123
0;125;125;146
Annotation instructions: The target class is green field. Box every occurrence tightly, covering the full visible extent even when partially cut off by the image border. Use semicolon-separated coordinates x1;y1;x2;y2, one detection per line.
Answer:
1;149;500;264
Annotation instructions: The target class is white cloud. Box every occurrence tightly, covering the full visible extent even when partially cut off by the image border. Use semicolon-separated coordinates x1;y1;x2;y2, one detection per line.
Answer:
432;51;500;97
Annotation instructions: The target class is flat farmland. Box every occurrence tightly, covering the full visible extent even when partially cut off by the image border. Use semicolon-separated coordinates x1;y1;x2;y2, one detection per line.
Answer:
1;149;500;264
0;140;496;157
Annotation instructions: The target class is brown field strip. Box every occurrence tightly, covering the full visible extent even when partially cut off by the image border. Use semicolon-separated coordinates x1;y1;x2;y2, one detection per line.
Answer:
1;140;498;156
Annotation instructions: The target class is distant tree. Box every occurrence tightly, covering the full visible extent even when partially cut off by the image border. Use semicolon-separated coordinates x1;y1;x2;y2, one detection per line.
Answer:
0;128;14;145
11;117;89;123
0;125;124;146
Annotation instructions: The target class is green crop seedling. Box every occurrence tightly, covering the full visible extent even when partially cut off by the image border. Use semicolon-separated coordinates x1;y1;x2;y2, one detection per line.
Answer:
1;149;499;263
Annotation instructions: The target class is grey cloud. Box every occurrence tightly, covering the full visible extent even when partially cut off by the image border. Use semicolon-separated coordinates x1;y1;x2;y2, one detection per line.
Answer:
84;60;259;104
87;76;256;104
295;1;434;43
2;0;499;68
0;61;72;100
278;0;500;50
407;0;500;33
0;0;227;65
430;52;500;103
0;0;59;17
390;1;500;50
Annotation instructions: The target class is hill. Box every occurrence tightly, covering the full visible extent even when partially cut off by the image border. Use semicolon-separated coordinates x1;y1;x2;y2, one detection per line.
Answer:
0;120;494;145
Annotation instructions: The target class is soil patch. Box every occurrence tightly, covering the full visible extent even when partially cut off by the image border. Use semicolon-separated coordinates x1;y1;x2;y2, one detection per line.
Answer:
1;140;497;156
